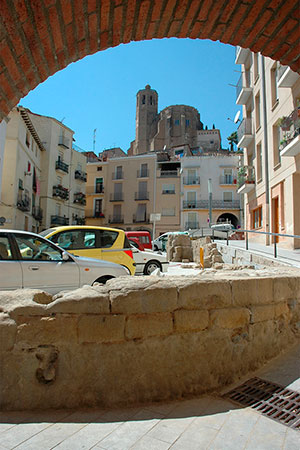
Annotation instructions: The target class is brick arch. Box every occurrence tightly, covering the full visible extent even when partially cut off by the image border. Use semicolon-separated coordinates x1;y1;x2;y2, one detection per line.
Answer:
0;0;299;121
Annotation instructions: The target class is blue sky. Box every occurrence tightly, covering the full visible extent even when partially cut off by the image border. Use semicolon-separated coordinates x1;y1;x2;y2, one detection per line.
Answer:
20;38;241;153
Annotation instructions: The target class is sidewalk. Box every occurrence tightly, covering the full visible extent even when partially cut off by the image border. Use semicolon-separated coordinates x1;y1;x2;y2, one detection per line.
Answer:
0;344;299;449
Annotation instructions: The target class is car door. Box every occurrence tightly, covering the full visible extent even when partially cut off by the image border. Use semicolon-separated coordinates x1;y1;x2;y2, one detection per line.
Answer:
13;233;80;294
0;233;22;290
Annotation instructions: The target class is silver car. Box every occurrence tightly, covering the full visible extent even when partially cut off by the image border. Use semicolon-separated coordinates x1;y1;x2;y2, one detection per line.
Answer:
0;229;129;294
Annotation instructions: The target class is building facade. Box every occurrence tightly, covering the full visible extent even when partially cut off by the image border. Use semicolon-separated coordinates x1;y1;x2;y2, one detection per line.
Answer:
235;47;300;248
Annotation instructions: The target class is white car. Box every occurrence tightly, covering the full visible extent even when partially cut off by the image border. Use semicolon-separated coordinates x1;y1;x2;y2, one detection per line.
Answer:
153;231;189;251
130;244;169;275
0;229;129;294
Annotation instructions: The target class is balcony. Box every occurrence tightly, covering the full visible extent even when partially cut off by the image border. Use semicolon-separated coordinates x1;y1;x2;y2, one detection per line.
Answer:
183;201;202;209
212;200;240;209
219;176;237;186
32;206;43;221
74;217;86;225
110;193;124;201
137;169;149;178
55;159;69;173
112;171;123;180
53;185;69;200
58;136;70;148
237;118;254;148
85;210;105;219
108;215;124;224
75;170;87;182
73;192;86;205
237;165;255;194
17;195;30;212
183;176;200;185
279;108;300;157
235;46;251;65
277;66;299;88
236;73;252;105
133;214;150;223
185;221;199;230
159;170;179;178
51;215;69;226
135;191;149;200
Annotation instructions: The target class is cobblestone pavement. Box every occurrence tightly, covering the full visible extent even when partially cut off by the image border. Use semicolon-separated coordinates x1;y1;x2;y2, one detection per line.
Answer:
1;344;299;450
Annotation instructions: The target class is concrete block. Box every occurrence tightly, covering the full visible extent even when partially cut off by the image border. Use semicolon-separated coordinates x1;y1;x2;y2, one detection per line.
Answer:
78;315;125;343
125;313;173;340
211;308;250;329
174;310;209;333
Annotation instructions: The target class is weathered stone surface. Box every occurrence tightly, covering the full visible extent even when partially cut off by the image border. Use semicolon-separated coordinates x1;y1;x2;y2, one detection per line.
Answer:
16;316;77;345
231;278;273;306
0;313;17;351
174;310;209;332
125;313;173;339
273;277;299;302
250;305;275;323
211;308;250;329
178;280;231;309
274;302;290;319
0;289;48;316
78;315;125;343
47;286;110;314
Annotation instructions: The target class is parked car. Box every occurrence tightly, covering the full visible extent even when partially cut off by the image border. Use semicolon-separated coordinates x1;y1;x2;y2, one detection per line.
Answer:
40;226;136;275
153;231;189;251
211;223;235;232
131;245;169;275
125;231;152;250
0;230;129;294
128;237;145;251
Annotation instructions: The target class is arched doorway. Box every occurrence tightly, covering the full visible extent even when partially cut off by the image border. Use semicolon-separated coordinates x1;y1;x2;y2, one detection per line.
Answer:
216;213;239;228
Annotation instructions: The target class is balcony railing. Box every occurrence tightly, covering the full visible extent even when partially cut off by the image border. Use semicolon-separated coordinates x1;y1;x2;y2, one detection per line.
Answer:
133;214;150;223
185;221;199;230
159;170;179;177
108;215;124;224
51;215;69;225
183;201;202;209
32;206;43;221
237;118;253;148
110;193;124;201
112;171;123;180
75;170;87;182
183;176;200;185
85;210;105;219
162;189;175;194
58;136;70;148
219;176;236;185
55;159;69;173
137;169;149;178
236;73;252;105
237;165;255;193
17;195;30;211
279;107;300;157
73;192;86;205
135;191;149;200
183;200;240;209
53;185;69;200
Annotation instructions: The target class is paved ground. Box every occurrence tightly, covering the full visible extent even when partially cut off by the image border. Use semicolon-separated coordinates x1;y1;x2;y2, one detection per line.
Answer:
1;343;299;449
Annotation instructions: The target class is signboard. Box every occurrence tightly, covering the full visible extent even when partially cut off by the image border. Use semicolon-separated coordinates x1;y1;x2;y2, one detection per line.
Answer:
150;213;161;222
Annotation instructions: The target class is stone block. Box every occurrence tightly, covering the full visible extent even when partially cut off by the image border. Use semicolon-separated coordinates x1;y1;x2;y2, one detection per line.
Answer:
273;276;299;302
0;289;48;316
16;316;77;345
178;280;231;310
78;314;125;343
125;313;173;340
231;278;273;306
47;286;110;314
210;308;250;329
174;310;209;333
0;313;17;351
250;305;275;323
274;302;290;319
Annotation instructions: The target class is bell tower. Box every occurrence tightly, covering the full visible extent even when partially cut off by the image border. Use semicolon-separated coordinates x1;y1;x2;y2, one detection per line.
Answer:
134;85;158;155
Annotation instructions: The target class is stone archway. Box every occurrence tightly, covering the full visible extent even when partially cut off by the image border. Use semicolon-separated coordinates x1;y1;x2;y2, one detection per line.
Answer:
216;212;239;228
0;0;299;121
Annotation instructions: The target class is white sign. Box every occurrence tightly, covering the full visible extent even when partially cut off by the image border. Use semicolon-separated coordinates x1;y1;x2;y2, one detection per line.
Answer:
150;213;161;222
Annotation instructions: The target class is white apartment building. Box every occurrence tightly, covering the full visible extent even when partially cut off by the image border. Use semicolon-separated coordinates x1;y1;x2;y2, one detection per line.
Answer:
235;47;300;248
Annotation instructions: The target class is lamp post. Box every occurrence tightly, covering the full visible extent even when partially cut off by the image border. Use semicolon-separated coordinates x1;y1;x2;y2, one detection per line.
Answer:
208;178;212;227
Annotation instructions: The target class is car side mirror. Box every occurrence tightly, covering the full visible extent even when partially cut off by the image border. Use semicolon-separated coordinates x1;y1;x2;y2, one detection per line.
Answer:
62;252;70;261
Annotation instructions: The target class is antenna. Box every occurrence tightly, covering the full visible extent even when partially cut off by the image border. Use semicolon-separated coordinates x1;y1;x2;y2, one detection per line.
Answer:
234;111;241;123
93;129;97;152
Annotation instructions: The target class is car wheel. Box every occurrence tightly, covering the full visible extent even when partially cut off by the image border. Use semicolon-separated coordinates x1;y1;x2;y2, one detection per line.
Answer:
93;275;115;285
143;260;162;275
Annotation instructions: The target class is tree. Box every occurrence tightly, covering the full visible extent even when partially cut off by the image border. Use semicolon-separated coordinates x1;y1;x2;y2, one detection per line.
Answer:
227;131;238;151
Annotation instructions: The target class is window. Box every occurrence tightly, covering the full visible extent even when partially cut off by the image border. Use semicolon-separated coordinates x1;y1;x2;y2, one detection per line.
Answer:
150;96;153;105
174;119;180;126
15;234;64;261
271;64;278;108
162;184;175;194
115;166;123;179
25;131;30;147
0;236;13;260
256;141;263;181
97;166;102;171
186;119;190;127
273;124;281;167
223;192;233;202
142;95;145;104
52;230;97;251
255;93;261;130
95;177;103;193
140;163;148;177
252;206;263;229
94;199;102;216
136;203;146;222
224;168;233;184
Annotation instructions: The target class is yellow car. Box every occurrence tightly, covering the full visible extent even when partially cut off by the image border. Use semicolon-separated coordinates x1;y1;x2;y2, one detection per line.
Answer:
40;226;136;275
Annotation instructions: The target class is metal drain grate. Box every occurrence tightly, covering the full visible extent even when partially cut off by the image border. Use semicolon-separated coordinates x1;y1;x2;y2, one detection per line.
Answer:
224;377;300;430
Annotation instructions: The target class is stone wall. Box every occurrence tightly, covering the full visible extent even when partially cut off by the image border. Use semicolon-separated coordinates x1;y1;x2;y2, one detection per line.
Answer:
1;270;300;411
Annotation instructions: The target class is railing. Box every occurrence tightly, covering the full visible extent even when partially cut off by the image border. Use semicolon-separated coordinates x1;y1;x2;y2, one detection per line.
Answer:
183;200;202;209
53;185;69;200
183;200;240;209
51;215;69;225
73;192;86;205
32;206;43;221
17;195;30;211
55;160;69;173
75;170;87;182
185;221;199;230
137;169;149;178
58;136;70;148
110;193;124;201
133;214;150;223
279;107;300;150
162;189;175;194
183;176;200;185
135;191;149;200
159;170;178;177
237;165;255;188
85;210;105;219
112;171;123;180
237;118;253;142
108;215;124;223
219;176;236;185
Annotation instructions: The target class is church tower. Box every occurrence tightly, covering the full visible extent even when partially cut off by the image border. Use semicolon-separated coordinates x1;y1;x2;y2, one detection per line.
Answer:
134;85;158;155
